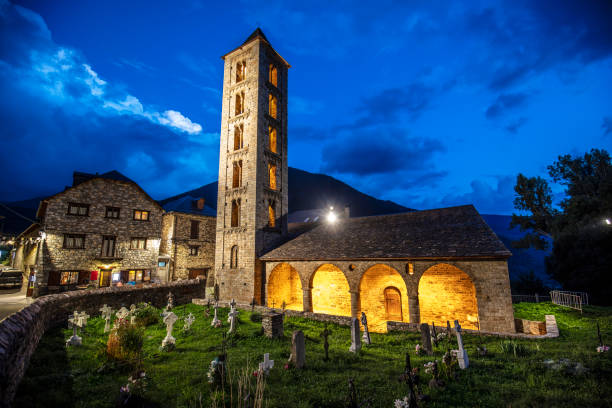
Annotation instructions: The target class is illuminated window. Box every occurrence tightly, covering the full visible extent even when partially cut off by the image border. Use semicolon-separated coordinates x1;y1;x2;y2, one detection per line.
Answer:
268;163;277;190
268;94;277;118
232;160;243;188
67;203;89;216
105;206;120;219
268;201;276;228
101;236;116;257
233;123;244;150
64;234;85;249
230;245;238;268
235;91;245;116
231;199;241;227
190;220;200;239
236;61;246;83
269;64;278;87
60;271;79;285
130;237;147;249
133;210;150;221
269;125;277;153
189;246;199;256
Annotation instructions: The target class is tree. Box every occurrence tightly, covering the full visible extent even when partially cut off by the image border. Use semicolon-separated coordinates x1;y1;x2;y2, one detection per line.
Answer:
511;149;612;304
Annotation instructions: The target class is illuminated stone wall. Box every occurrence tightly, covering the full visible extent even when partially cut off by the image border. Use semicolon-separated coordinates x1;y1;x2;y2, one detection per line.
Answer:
311;264;351;316
418;263;479;329
267;263;303;310
358;264;410;332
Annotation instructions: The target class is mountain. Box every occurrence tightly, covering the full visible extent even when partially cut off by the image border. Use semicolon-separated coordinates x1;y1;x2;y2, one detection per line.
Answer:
159;167;413;217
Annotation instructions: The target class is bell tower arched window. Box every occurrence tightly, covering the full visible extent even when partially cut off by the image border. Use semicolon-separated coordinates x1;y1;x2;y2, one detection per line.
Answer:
235;91;245;116
236;61;246;83
268;94;277;118
232;160;242;188
268;163;277;190
231;199;241;227
233;123;243;151
268;200;276;228
268;125;277;153
269;64;278;87
230;245;238;268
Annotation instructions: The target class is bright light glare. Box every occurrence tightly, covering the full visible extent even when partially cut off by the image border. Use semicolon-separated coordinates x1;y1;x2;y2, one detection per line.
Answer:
606;219;611;225
327;212;337;223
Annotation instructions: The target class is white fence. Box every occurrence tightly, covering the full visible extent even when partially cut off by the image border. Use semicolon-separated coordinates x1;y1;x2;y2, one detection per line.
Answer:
550;290;588;312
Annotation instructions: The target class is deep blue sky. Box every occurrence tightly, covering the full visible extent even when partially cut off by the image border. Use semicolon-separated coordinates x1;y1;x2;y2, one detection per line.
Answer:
1;0;611;214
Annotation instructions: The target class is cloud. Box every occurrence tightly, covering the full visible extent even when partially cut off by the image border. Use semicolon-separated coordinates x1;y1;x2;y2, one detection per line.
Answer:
602;116;612;136
357;83;435;123
289;96;323;115
505;117;528;134
485;92;528;119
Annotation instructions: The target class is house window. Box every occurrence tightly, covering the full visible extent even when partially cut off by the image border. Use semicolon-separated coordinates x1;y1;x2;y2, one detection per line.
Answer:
64;234;85;249
268;163;277;190
235;91;245;116
190;220;200;239
268;94;277;118
236;61;246;83
60;271;79;285
269;126;277;153
234;123;244;150
130;238;147;249
232;160;243;188
189;246;199;256
67;203;89;216
268;201;276;228
133;210;150;221
105;206;120;219
269;64;278;87
126;269;151;282
231;199;241;228
101;236;116;257
230;245;238;269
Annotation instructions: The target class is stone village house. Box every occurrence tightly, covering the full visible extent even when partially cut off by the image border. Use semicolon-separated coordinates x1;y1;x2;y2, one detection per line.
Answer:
13;29;515;333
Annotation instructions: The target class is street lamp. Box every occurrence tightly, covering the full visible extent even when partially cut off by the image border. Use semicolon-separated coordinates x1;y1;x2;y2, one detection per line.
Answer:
326;207;337;223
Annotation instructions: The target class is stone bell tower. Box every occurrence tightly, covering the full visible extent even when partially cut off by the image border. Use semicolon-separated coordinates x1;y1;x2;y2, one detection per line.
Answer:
214;28;290;304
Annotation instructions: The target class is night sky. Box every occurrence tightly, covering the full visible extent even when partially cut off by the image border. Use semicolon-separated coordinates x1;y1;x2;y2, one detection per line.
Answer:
1;0;611;214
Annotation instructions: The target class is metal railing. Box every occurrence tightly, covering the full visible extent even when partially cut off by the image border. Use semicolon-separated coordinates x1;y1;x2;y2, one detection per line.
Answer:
550;290;588;312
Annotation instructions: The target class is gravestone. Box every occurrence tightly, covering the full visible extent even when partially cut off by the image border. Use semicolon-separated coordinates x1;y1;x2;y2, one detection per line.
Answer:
211;302;221;327
453;320;469;369
77;311;90;328
166;292;174;311
227;308;238;334
227;298;237;323
320;326;331;361
100;304;112;333
259;353;274;375
184;312;195;331
129;304;137;325
289;330;305;368
431;322;438;346
361;312;371;345
420;323;433;355
262;312;284;338
66;311;82;346
116;307;129;322
162;312;178;348
349;317;361;353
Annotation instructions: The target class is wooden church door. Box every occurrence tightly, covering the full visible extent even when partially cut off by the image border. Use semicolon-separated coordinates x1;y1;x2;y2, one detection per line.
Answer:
384;287;403;321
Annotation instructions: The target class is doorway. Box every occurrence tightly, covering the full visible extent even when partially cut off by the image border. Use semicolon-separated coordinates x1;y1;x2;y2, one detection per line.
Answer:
99;269;112;287
384;286;403;321
188;268;208;281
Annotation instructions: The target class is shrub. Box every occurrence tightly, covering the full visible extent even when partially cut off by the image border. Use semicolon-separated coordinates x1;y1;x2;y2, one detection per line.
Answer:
133;303;159;326
500;340;529;357
107;320;145;362
250;312;263;323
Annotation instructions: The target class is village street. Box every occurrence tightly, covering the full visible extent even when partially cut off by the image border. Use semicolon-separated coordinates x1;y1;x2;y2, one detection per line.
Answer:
0;285;30;321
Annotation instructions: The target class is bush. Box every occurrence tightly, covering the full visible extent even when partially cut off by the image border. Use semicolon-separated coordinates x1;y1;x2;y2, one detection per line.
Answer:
500;340;529;357
250;312;263;323
107;320;145;362
133;303;159;327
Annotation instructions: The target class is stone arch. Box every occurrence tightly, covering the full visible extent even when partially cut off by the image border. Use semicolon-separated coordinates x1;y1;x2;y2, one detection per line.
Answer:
359;264;410;333
309;263;351;317
418;263;479;330
267;263;303;311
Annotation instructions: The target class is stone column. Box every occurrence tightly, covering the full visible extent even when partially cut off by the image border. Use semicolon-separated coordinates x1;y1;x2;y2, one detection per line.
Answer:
350;291;360;318
409;294;420;324
302;288;313;312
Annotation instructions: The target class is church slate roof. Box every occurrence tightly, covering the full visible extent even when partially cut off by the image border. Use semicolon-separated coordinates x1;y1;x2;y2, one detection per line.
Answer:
261;205;512;261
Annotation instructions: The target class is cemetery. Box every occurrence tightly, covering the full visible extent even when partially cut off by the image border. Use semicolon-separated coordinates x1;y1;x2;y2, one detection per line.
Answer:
10;297;612;407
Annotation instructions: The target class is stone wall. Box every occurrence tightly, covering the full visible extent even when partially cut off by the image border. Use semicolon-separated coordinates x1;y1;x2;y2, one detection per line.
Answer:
0;280;205;407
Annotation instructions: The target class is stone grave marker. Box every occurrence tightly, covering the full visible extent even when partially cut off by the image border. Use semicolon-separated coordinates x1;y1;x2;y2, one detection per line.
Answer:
184;312;195;331
66;311;82;346
162;312;178;348
349;317;361;353
320;326;331;361
420;323;433;355
431;322;438;346
227;308;238;334
262;312;284;338
227;298;237;323
259;353;274;375
100;304;112;333
129;304;137;324
211;301;221;327
77;311;90;329
361;312;371;345
166;292;174;311
453;320;469;369
289;330;305;368
116;307;129;322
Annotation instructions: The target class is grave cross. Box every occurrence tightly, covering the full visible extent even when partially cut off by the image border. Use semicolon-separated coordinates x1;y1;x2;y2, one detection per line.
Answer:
100;304;112;333
431;322;438;347
129;304;137;325
211;302;221;327
320;325;331;361
116;307;129;321
227;308;238;334
453;320;469;369
66;311;82;346
77;311;90;328
162;312;178;348
184;312;196;331
361;312;371;345
258;353;274;375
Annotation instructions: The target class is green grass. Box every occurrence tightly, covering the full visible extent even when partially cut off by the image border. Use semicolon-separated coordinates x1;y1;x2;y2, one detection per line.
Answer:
14;302;612;407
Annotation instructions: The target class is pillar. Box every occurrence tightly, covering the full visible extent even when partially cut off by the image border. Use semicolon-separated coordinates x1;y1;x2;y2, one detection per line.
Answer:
302;288;313;312
409;294;420;324
350;291;359;318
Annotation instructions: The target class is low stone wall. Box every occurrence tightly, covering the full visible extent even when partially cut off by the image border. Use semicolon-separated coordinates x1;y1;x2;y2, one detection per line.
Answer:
0;280;205;408
514;318;547;335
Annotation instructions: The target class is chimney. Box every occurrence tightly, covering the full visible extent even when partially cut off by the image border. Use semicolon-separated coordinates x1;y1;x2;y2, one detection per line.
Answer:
197;198;205;210
344;205;351;219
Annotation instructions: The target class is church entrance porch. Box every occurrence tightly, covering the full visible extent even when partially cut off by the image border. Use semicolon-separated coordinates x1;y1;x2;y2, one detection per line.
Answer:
359;264;410;333
267;263;302;311
310;264;351;316
418;263;479;330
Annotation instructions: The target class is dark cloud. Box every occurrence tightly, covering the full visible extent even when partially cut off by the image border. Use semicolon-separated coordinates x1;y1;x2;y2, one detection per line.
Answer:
602;116;612;136
505;117;528;134
357;83;435;123
485;93;528;119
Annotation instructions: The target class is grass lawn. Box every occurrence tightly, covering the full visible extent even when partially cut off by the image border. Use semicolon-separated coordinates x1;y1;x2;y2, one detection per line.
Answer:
14;302;612;408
